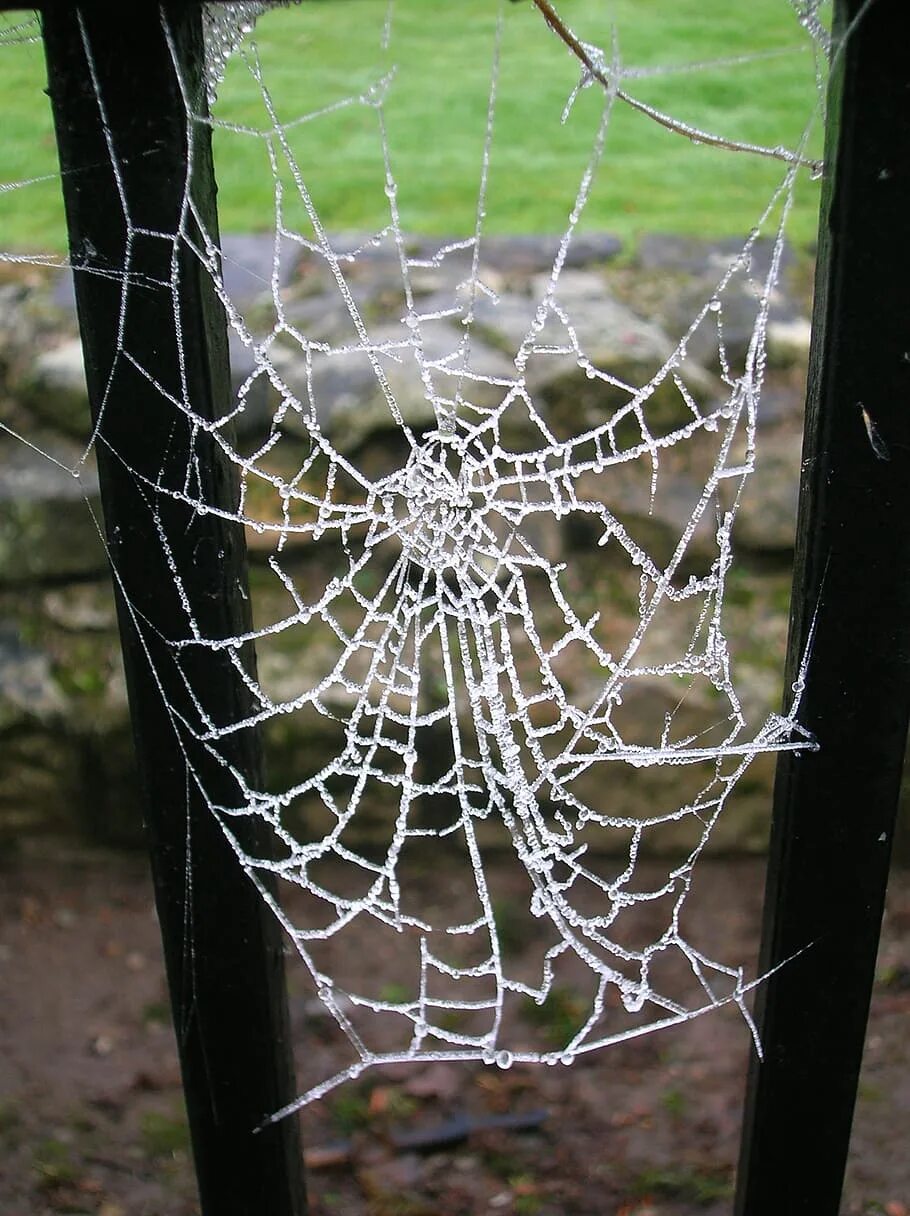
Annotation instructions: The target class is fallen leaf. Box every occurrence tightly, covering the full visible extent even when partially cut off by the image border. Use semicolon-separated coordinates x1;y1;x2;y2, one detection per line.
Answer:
404;1063;461;1100
304;1142;351;1170
20;895;43;925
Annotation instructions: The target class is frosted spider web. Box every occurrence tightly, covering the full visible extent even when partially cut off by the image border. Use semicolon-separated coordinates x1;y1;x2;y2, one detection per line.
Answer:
1;0;830;1117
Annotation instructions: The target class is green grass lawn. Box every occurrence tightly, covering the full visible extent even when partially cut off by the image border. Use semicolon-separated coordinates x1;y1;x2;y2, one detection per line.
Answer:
1;1;825;254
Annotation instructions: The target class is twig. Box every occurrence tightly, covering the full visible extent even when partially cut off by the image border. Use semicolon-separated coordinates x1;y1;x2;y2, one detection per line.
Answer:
391;1108;549;1152
302;1109;550;1168
530;0;824;176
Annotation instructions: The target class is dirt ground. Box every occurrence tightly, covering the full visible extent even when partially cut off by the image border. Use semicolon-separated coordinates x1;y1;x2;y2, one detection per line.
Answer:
0;843;908;1216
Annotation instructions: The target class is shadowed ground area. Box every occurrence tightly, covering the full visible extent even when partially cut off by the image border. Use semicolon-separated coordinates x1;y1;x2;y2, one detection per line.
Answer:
0;846;907;1216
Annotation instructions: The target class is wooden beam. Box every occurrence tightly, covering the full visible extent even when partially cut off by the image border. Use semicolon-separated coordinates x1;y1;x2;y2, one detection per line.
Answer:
735;1;910;1211
40;3;307;1212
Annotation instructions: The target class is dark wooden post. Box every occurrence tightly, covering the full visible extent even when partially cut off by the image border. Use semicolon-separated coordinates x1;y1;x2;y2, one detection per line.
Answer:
735;1;910;1212
39;3;307;1212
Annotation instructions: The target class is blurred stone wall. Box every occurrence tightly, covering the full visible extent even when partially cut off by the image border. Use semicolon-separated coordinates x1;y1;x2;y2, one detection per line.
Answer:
0;233;823;855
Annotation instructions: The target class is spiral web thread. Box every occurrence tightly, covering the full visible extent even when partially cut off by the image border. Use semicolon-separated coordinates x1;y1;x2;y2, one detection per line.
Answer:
1;1;830;1117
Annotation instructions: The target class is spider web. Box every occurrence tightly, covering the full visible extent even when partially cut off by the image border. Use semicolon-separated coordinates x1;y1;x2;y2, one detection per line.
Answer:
1;0;829;1116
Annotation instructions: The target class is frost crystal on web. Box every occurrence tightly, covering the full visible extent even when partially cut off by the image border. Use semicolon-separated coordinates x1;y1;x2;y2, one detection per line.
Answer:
202;2;269;103
1;0;829;1116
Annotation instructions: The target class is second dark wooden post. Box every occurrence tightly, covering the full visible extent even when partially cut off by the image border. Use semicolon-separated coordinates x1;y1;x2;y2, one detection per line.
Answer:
735;1;910;1211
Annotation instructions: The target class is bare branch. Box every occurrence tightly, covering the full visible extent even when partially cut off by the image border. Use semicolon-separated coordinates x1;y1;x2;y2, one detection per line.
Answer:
530;0;824;176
